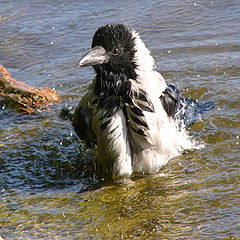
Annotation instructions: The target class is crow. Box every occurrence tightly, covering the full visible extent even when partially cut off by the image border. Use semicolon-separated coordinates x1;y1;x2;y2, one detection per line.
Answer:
72;24;214;179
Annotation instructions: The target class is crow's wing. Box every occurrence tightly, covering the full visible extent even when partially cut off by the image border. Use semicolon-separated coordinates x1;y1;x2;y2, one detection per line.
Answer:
160;84;179;119
160;84;215;126
72;84;97;148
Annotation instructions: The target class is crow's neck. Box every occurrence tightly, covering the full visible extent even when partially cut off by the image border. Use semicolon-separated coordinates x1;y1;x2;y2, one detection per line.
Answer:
94;66;137;98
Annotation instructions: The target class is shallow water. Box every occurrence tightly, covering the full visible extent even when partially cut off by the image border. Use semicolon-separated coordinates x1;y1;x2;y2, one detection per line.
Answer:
0;0;240;239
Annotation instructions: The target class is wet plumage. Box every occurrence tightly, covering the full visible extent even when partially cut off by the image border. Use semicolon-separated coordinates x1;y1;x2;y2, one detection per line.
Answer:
73;24;214;179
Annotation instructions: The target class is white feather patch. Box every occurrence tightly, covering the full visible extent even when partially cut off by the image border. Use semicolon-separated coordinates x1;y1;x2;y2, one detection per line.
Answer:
131;29;155;73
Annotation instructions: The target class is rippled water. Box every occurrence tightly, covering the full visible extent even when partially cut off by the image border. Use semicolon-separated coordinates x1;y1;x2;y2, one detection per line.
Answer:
0;0;240;239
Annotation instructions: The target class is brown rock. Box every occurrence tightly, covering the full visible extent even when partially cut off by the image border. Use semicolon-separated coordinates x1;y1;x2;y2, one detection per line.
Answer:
0;65;60;114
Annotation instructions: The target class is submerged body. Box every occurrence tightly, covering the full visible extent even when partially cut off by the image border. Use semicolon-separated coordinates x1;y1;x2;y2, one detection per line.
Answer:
73;24;213;178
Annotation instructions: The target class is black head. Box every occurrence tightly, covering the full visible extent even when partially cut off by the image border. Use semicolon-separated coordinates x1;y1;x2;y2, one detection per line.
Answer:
78;24;137;80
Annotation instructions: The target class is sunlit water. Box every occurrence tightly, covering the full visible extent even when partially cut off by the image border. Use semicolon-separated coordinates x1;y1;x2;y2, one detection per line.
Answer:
0;1;239;239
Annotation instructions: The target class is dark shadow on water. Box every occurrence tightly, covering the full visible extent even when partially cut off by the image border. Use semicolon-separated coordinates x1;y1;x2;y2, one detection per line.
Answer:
0;109;106;194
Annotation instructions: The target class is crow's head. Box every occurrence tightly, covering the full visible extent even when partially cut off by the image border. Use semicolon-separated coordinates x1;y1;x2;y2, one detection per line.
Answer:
78;24;154;77
78;24;155;95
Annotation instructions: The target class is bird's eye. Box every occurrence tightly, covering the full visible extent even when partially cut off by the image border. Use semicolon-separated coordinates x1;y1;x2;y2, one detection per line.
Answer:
112;48;120;55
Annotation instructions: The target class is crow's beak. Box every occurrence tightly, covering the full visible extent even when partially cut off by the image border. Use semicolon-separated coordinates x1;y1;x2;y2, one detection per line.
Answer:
78;46;110;67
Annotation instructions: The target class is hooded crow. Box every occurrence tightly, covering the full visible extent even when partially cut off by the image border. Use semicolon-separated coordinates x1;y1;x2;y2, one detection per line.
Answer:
73;24;214;179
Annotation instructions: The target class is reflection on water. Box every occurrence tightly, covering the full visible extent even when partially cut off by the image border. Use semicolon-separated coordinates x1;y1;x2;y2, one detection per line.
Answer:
0;0;239;239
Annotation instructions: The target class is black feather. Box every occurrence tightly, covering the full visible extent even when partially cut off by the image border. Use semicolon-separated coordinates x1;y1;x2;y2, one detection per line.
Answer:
160;84;179;118
101;119;112;130
109;125;118;134
98;95;120;111
138;104;154;113
130;114;149;129
160;84;215;126
72;105;96;147
134;89;155;113
130;125;147;137
130;106;144;116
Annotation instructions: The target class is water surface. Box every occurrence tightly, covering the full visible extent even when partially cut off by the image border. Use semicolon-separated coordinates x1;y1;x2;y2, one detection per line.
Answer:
0;0;239;239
